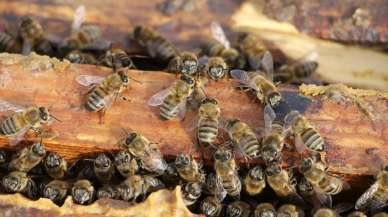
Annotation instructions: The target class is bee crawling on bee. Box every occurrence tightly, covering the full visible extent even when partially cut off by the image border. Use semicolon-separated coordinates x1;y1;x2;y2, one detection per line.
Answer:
204;172;227;202
114;150;138;177
8;141;46;173
100;47;135;70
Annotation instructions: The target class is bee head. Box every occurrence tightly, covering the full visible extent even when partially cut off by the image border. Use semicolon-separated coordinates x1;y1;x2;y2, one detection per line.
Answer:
180;74;195;85
208;65;225;80
214;147;232;162
182;54;198;75
118;69;129;84
115;151;131;164
72;186;92;205
38;107;50;122
265;164;281;176
284;110;300;127
44;185;60;201
227;203;243;217
66;51;82;63
2;174;22;192
249;166;264;181
125;133;138;145
261;146;280;164
266;92;281;108
32;142;46;157
201;198;218;216
95;154;111;169
175;153;190;168
0;151;7;164
19;17;43;40
300;158;313;173
185;182;201;196
201;97;218;106
259;210;276;217
45;153;61;168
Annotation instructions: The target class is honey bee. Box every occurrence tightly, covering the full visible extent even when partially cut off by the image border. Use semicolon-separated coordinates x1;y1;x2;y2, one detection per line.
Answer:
114;150;138;177
284;110;324;153
0;100;58;145
277;204;304;217
265;164;305;206
65;50;98;64
148;74;195;120
204;172;227;202
355;165;388;213
120;132;167;174
71;179;95;205
0;150;8;167
244;165;266;196
44;152;67;179
100;48;135;70
175;153;205;183
226;200;251;217
214;146;241;198
161;162;180;186
300;157;345;196
298;177;332;209
132;25;179;64
167;51;199;75
201;56;229;81
200;196;223;217
157;0;196;15
65;25;102;51
347;211;367;217
231;51;281;107
17;17;53;55
117;175;164;201
313;208;339;217
223;119;261;159
97;184;119;200
195;97;221;146
0;32;18;53
182;182;202;206
8;142;46;172
76;68;129;114
274;52;319;84
237;33;267;71
43;180;70;205
254;203;276;217
94;153;114;183
2;171;38;199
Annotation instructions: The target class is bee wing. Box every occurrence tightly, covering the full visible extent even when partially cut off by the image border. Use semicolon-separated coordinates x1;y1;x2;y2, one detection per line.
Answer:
210;21;230;49
355;182;379;210
294;134;307;153
22;42;33;55
261;51;274;81
230;69;257;90
264;105;276;133
0;100;25;112
313;187;333;208
71;5;86;32
148;88;171;107
76;75;105;87
9;125;32;146
177;101;187;121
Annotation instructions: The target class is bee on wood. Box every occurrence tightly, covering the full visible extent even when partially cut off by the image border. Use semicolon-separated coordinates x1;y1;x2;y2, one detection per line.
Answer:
284;110;325;153
204;172;227;202
157;0;196;16
237;33;267;71
244;165;266;196
300;158;346;196
100;48;135;70
132;25;179;64
200;196;223;217
347;211;367;217
148;74;195;121
0;31;19;53
117;175;164;201
254;203;276;217
94;153;114;184
355;165;388;213
298;177;332;209
226;200;251;217
43;152;67;179
200;56;229;81
71;179;95;205
265;164;305;206
193;97;221;146
43;180;70;205
65;25;102;51
114;150;138;177
182;182;202;206
120;132;167;174
175;153;205;183
0;100;59;145
167;51;199;75
214;146;241;198
8;142;46;172
65;50;99;65
231;51;281;107
277;204;304;217
223;118;261;159
1;171;38;199
97;184;119;200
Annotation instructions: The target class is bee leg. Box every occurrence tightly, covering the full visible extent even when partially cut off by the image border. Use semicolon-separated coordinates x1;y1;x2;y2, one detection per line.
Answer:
99;109;106;124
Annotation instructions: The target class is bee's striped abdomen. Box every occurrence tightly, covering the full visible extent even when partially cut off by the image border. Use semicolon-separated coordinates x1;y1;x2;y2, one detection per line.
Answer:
0;115;21;135
301;128;324;152
221;173;241;197
198;119;218;144
85;86;110;111
318;176;342;195
0;32;15;52
160;99;178;120
240;135;261;158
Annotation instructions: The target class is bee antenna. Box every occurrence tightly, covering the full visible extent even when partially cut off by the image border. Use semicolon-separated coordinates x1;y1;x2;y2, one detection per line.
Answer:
128;76;143;84
50;115;61;122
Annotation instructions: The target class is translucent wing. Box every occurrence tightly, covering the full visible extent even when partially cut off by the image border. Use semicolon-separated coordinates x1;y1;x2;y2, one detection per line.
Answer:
230;69;256;89
22;42;32;55
198;55;209;67
187;114;199;131
301;51;318;62
9;125;31;146
261;51;274;81
355;182;379;210
264;105;276;133
210;21;230;49
76;75;105;87
177;101;187;121
148;88;171;107
72;5;86;32
294;134;307;153
0;100;25;112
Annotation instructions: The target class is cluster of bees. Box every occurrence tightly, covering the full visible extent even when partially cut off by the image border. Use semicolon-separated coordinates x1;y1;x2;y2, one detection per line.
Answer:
0;6;386;217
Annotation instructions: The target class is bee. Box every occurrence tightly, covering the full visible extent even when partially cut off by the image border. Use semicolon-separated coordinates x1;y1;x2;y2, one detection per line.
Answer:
277;204;304;217
167;51;199;75
175;153;205;183
65;50;98;64
43;180;70;205
0;150;8;168
120;132;167;174
265;164;305;206
298;177;332;209
8;142;46;172
226;201;251;217
214;146;241;198
17;17;53;55
347;211;367;217
284;110;325;153
182;182;202;206
157;0;196;15
200;196;223;217
44;152;67;179
300;157;345;196
194;97;221;146
231;52;281;108
100;48;135;70
0;31;18;53
254;203;276;217
114;150;138;177
244;165;266;196
148;74;195;120
117;175;164;201
223;119;261;159
71;179;95;205
76;68;129;114
65;25;102;50
204;173;227;202
313;208;339;217
275;52;319;84
355;165;388;213
201;56;228;81
97;184;119;200
132;25;179;64
161;162;180;186
237;33;267;71
2;171;38;199
94;153;114;183
0;100;58;145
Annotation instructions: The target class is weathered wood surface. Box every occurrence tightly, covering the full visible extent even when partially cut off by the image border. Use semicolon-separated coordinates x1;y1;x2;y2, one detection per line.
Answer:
0;53;386;182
